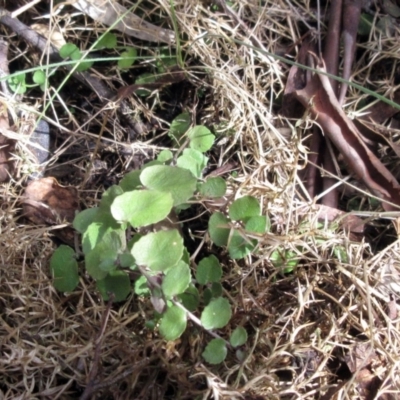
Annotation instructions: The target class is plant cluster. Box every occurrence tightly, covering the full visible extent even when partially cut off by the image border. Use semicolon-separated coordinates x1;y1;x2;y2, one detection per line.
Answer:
8;32;175;95
50;112;263;363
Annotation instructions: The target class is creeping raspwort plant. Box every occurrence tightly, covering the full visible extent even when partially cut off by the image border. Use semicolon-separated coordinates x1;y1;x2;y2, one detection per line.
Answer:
50;113;275;363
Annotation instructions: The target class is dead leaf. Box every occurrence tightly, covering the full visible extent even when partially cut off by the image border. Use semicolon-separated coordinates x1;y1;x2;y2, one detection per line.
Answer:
288;59;400;211
23;177;79;225
345;343;382;400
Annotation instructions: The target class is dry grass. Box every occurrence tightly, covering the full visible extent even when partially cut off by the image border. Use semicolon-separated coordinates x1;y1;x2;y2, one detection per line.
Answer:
1;0;400;398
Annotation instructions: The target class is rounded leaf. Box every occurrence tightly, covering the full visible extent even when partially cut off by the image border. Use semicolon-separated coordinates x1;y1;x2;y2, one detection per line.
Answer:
73;208;99;234
230;327;248;347
96;270;131;302
208;212;230;246
131;229;183;271
202;339;227;364
229;196;260;221
59;43;80;59
196;255;222;285
111;190;173;228
178;284;199;311
159;305;187;341
162;261;191;298
245;215;268;234
100;185;124;210
95;32;117;49
228;229;256;260
177;148;208;178
33;70;46;85
200;177;226;198
188;126;215;152
134;275;150;295
50;245;79;292
169;112;191;142
210;282;223;298
201;297;231;330
118;47;137;69
140;165;197;206
157;149;173;162
120;170;142;191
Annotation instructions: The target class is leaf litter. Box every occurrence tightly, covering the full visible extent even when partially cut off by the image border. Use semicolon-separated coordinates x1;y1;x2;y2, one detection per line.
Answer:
1;0;400;399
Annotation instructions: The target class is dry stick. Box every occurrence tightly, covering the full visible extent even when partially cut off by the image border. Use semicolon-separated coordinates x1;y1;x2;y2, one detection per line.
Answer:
320;0;343;209
338;0;363;106
80;293;115;400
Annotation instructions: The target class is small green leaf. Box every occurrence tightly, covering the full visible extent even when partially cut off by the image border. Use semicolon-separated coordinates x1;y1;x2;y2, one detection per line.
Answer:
202;339;227;364
119;252;136;268
59;43;80;59
208;212;230;246
95;32;117;49
228;229;256;259
358;13;374;36
162;261;191;298
196;255;222;285
157;149;173;162
333;246;348;263
85;230;124;279
100;185;124;210
178;284;199;311
134;275;150;295
230;327;248;347
111;190;174;228
33;70;46;85
96;270;131;302
73;208;99;233
169;112;191;143
135;73;156;96
159;305;187;341
210;282;223;298
131;229;183;271
229;196;260;221
187;125;215;152
201;297;231;329
59;43;92;71
176;148;208;178
50;245;79;292
245;215;268;234
120;170;142;191
118;47;137;69
270;249;299;273
8;73;26;94
140;165;197;206
203;287;212;305
200;177;226;198
156;49;177;73
81;212;122;255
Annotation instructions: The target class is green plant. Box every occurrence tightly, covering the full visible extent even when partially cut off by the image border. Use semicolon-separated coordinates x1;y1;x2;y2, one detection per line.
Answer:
51;116;248;364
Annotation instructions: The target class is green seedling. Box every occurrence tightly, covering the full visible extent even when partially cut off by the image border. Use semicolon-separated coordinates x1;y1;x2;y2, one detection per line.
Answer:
51;114;248;364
